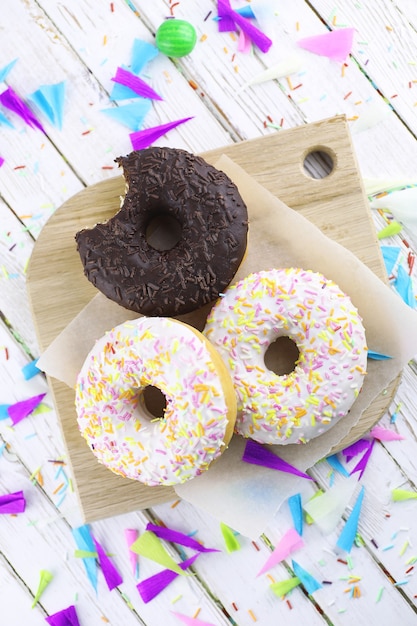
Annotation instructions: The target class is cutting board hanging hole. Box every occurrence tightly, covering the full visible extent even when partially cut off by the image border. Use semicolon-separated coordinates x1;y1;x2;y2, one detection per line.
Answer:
303;146;335;179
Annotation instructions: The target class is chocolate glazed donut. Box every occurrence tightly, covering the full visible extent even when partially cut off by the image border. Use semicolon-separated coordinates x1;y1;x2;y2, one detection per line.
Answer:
75;147;248;316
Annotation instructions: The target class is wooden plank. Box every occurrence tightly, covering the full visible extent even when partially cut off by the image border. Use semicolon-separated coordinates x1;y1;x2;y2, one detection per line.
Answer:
26;115;398;523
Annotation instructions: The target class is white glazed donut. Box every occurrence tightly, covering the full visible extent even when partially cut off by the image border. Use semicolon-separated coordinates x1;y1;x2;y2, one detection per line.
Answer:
203;268;368;445
75;317;236;485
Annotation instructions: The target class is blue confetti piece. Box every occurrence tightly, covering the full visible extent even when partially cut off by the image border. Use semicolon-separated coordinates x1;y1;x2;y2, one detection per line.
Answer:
214;5;256;20
288;493;303;536
393;264;415;308
27;82;66;130
22;358;41;380
367;350;393;360
130;38;159;75
101;99;152;131
0;405;11;420
336;486;365;553
0;58;18;83
0;110;14;128
292;560;322;594
381;245;401;276
72;524;98;592
326;454;350;477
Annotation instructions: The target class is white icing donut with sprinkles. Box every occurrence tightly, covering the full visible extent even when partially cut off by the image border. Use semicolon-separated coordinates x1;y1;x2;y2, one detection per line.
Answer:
203;268;368;445
75;317;236;486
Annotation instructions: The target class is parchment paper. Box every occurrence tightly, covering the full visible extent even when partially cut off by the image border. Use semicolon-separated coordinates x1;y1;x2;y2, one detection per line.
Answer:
38;156;417;538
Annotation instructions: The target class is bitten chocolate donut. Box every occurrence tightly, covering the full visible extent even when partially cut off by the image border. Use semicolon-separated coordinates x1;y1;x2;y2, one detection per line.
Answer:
75;147;248;316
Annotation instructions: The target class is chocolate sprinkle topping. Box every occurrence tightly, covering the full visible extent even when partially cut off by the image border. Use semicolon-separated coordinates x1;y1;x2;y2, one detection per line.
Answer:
75;147;248;316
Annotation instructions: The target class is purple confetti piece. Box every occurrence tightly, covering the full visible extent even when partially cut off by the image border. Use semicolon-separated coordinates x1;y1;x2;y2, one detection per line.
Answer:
111;66;162;101
92;536;123;591
146;523;220;553
0;86;44;132
0;490;26;514
129;116;193;150
216;0;236;31
0;156;4;168
217;0;273;53
45;605;81;626
242;439;313;480
341;438;370;463
350;439;375;480
137;553;199;603
7;393;46;425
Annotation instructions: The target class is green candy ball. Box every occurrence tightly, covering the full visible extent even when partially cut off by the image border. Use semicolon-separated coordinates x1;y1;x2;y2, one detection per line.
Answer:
155;19;197;58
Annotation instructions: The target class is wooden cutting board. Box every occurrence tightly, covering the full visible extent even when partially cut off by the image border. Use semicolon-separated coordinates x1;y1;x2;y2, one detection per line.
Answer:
27;115;399;523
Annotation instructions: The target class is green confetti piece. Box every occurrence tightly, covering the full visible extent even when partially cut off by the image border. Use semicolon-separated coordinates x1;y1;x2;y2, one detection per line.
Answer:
391;488;417;501
220;522;241;553
270;576;301;597
130;531;185;575
31;569;53;608
377;221;403;239
74;550;98;559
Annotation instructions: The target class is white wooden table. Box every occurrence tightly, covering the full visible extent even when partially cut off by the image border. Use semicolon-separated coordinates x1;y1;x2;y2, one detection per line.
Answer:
2;2;417;625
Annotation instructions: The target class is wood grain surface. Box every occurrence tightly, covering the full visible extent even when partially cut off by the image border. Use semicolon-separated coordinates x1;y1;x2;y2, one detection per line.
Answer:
27;115;398;522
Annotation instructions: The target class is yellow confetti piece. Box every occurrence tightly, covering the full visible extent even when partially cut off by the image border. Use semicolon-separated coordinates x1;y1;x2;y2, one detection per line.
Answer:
220;522;241;553
32;569;53;608
130;531;186;575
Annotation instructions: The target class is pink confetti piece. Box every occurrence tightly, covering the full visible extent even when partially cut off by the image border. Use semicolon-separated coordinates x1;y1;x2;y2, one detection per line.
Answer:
341;438;370;463
0;156;4;168
92;536;123;591
0;490;26;514
137;553;199;603
370;426;405;442
0;86;45;132
217;0;273;53
336;486;365;553
7;393;46;425
257;528;304;576
237;28;252;54
129;116;193;150
125;528;139;577
242;439;313;480
292;560;322;594
297;27;355;62
350;439;375;480
111;66;162;101
171;612;217;626
45;605;81;626
146;522;219;553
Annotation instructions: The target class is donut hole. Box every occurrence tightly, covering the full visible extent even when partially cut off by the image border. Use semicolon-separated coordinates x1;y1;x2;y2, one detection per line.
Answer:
264;336;300;375
141;385;167;419
145;213;182;251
